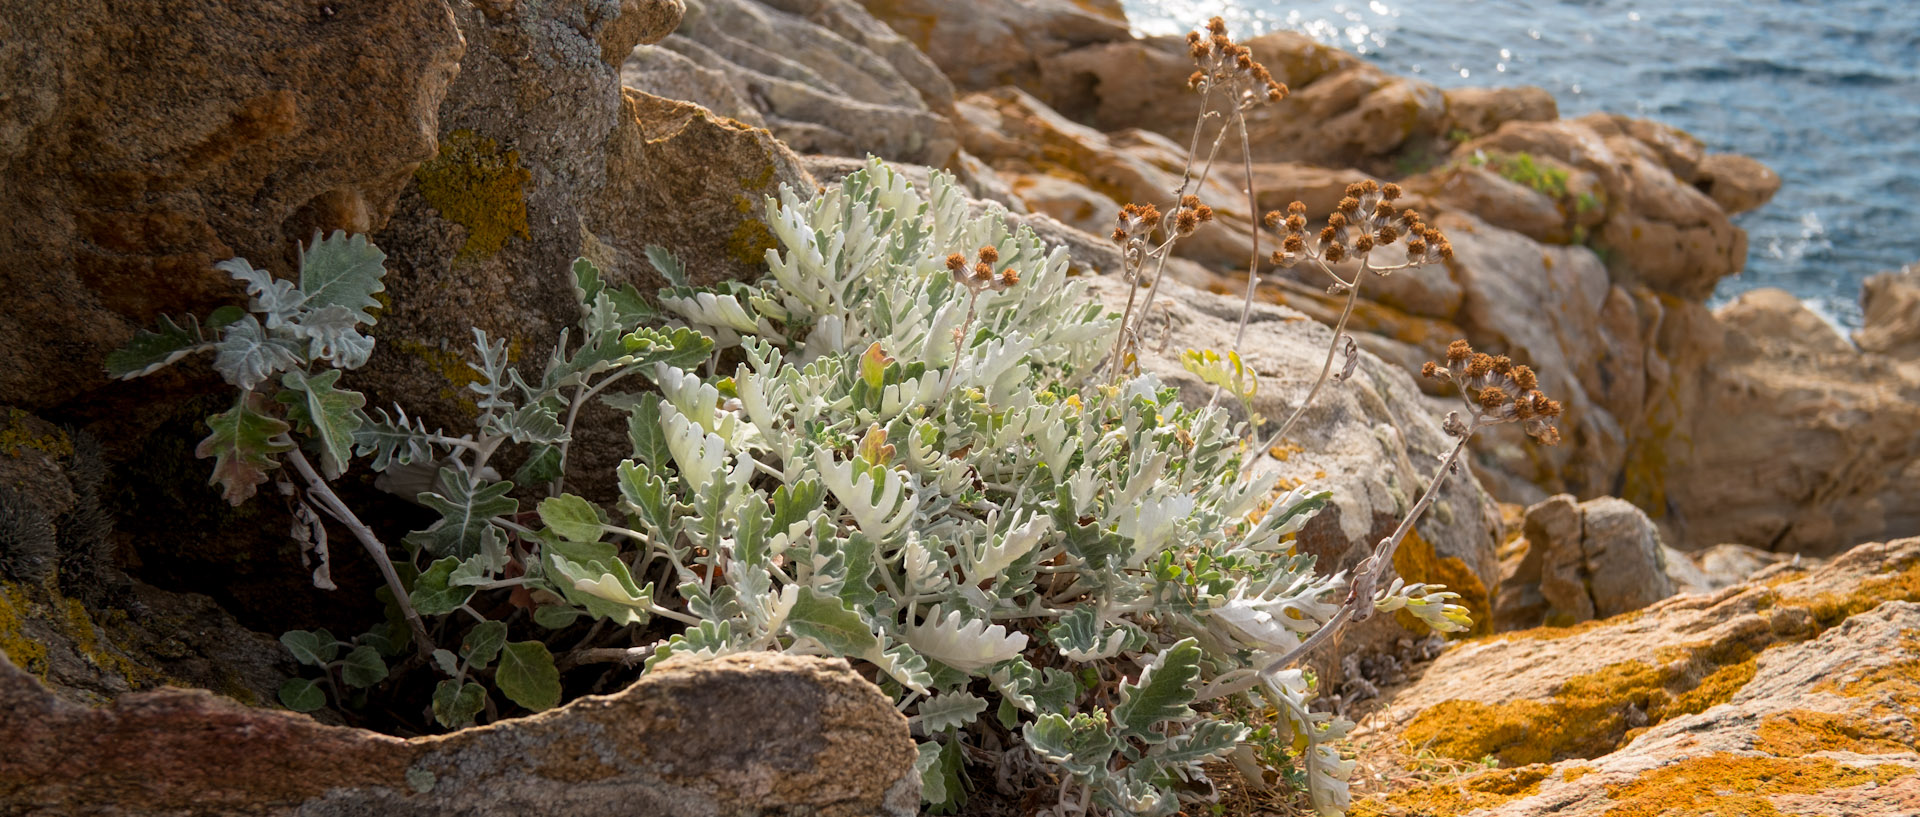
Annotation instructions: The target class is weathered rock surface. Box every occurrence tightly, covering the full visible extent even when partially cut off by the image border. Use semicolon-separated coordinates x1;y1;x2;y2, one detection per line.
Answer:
1858;263;1920;363
1658;289;1920;554
1356;537;1920;817
1097;275;1505;674
624;0;959;166
1666;543;1817;594
0;651;918;817
0;0;465;411
1495;495;1673;631
854;0;1131;94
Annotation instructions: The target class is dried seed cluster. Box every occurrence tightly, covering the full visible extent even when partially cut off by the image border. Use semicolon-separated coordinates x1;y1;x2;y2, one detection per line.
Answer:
946;245;1019;294
1423;340;1562;445
1186;17;1288;106
1110;202;1163;246
1267;181;1453;269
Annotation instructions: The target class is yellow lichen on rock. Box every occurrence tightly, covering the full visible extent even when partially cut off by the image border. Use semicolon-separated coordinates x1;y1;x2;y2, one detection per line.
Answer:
414;129;532;261
1753;709;1911;756
1392;527;1492;637
1349;764;1553;817
0;582;50;678
1600;754;1911;817
0;407;73;459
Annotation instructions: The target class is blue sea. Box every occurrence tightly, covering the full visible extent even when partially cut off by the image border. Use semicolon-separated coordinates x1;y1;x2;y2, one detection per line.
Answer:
1124;0;1920;327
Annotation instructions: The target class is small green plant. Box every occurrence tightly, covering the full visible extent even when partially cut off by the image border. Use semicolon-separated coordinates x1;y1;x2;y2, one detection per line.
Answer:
1467;150;1570;200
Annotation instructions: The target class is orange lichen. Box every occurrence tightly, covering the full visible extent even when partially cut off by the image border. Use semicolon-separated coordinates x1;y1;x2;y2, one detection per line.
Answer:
1401;644;1760;766
1349;764;1552;817
1753;709;1912;756
1601;754;1911;817
1392;528;1492;637
1561;765;1594;783
1780;559;1920;631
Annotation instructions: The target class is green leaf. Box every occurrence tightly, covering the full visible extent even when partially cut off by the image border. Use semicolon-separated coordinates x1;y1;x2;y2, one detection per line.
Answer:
546;548;652;626
1144;720;1249;771
532;605;582;629
538;494;606;543
279;629;337;666
297;231;386;327
624;400;674;472
513;443;563;486
410;557;475;616
621;325;714;371
1111;638;1203;744
278;368;366;479
351;406;436;472
432;679;487;728
206;305;247;331
496;641;561;712
196;392;293;505
432;649;460;676
106;314;212;379
616;459;676;539
574;257;607;306
407;468;518;558
786;586;878;656
212;314;304;391
278;678;327;712
460;620;509;670
644;244;689;289
339;644;389;688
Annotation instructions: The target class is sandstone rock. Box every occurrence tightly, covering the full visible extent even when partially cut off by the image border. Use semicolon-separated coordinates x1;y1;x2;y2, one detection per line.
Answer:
0;0;464;411
1441;85;1558;141
1677;543;1814;593
1357;537;1920;817
1694;152;1782;215
1006;173;1120;237
0;651;918;816
854;0;1131;94
1657;289;1920;554
626;0;959;166
1858;263;1920;363
1095;274;1504;677
1496;495;1673;631
1424;165;1568;245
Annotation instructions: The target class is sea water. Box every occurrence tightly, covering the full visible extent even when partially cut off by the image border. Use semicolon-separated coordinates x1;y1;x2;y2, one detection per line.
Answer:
1124;0;1920;327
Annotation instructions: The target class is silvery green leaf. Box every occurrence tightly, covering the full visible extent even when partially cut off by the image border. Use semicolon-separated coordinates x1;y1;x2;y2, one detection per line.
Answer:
467;328;514;412
340;644;389;688
448;552;496;586
212;315;303;391
1048;606;1134;663
279;678;327;712
815;450;917;541
512;444;562;486
621;325;715;372
496;641;560;712
533;605;582;629
786;586;878;656
432;649;460;676
352;405;440;472
644;244;689;289
407;468;517;558
489;402;567;445
903;606;1028;674
287;304;375;369
915;691;988;733
197;391;293;505
867;640;934;696
297;231;386;327
1025;712;1118;779
1143;719;1248;773
1111;638;1202;744
106;313;215;379
277;368;365;479
280;629;337;666
624;399;674;471
219;259;305;328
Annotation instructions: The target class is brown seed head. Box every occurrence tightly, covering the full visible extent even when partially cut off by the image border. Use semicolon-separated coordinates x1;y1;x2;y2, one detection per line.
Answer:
1181;195;1202;209
1446;340;1473;363
1285;213;1306;232
1188;69;1206;87
1267;82;1288;102
973;262;993;282
1264;210;1284;229
1283;234;1305;253
1478;386;1509;411
945;253;967;272
1359;179;1380;195
999;269;1019;288
1353;234;1374;253
1325;244;1347;263
1176;209;1200;234
1382;183;1403;201
1327;212;1348;229
977;246;999;265
1236;52;1255;71
1195;204;1214;222
1400;208;1424;227
1288;201;1308;216
1421;361;1440;378
1208;16;1228;35
1110;227;1127;244
1339;196;1361;214
1345;182;1366;198
1466;352;1494;377
1532;392;1562;418
1491;355;1513;375
1376;224;1399;244
1374;201;1396;219
1513;365;1537;391
1318;225;1339;245
1407;238;1427;257
1437;240;1455;260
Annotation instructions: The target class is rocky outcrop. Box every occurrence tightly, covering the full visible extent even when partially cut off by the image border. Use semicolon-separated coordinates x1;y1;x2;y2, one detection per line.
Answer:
0;651;919;816
1100;275;1504;674
623;0;960;167
1355;537;1920;817
1653;288;1920;555
1858;263;1920;363
0;0;465;411
1495;495;1674;631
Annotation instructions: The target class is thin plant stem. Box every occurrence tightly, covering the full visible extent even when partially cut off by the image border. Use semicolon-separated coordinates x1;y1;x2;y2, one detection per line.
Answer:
285;446;436;660
1254;265;1365;457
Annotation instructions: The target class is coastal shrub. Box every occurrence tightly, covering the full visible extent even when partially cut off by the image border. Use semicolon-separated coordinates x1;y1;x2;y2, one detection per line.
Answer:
111;17;1565;817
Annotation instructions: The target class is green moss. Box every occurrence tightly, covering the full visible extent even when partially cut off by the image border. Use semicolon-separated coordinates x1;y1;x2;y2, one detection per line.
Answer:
0;408;72;459
1349;764;1553;817
1601;754;1911;817
1468;151;1570;199
415;129;531;261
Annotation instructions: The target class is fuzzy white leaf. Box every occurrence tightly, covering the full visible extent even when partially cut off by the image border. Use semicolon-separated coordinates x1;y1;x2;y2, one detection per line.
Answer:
904;606;1028;674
